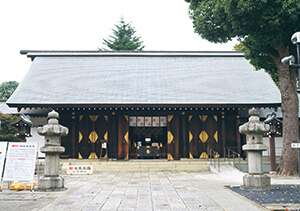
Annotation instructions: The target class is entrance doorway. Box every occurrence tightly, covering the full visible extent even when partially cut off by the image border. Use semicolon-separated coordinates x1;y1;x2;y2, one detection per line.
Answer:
128;116;167;159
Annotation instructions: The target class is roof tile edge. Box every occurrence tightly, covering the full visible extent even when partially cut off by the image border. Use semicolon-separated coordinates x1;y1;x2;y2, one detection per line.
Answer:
20;50;244;58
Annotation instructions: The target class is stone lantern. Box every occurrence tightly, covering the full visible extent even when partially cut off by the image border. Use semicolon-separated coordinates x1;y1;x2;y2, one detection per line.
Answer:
37;110;68;191
239;108;271;188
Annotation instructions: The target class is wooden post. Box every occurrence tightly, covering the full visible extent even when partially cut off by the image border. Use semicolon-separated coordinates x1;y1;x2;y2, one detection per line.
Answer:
110;112;118;160
221;112;226;157
167;114;180;160
269;135;276;172
174;114;180;160
71;112;77;158
117;114;129;160
180;113;188;158
236;115;241;155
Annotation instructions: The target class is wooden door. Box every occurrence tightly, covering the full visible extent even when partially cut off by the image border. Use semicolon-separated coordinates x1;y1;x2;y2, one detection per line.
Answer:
78;114;109;159
118;115;129;160
188;114;220;159
167;114;180;160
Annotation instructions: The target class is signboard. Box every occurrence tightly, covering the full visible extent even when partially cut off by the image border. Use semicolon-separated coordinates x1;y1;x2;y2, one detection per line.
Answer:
0;142;8;177
129;116;168;127
152;116;160;127
66;164;93;175
291;143;300;149
145;117;152;127
3;142;37;182
137;116;145;127
129;117;137;127
160;116;167;127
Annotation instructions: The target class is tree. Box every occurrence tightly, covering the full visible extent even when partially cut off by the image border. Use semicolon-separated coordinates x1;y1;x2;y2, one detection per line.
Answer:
186;0;300;175
0;81;18;102
102;18;145;51
0;113;22;142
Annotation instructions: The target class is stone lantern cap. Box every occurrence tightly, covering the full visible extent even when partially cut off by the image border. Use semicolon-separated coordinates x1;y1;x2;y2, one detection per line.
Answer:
239;108;270;136
48;110;59;120
37;110;68;137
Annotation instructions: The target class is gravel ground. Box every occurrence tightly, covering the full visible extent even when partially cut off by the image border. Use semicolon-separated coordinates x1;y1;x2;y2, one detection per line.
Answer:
229;185;300;204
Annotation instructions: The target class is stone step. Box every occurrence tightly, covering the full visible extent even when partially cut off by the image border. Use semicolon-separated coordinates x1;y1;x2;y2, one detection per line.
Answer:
61;159;210;173
209;158;275;173
33;159;210;174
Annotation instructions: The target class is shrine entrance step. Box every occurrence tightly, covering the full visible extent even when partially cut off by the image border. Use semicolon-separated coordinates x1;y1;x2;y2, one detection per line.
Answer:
58;159;209;173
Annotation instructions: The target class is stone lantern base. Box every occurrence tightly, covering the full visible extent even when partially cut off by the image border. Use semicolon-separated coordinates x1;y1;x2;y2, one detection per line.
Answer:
243;174;270;189
38;176;65;191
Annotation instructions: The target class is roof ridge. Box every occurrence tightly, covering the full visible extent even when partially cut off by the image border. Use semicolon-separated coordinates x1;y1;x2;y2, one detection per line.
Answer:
20;50;244;59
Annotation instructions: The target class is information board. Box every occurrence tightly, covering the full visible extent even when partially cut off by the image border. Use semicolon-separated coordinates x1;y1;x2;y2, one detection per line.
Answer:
291;143;300;149
66;164;93;175
0;142;8;177
3;142;37;182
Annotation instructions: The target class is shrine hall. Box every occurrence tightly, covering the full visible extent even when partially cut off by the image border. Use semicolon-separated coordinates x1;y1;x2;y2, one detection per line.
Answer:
7;51;281;160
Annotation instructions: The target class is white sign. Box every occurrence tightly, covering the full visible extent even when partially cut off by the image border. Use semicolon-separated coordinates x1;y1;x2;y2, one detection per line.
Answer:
0;142;8;178
3;142;37;182
66;164;93;175
291;143;300;149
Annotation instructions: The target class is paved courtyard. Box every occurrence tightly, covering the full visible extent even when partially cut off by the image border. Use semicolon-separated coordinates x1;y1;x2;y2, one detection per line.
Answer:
0;171;266;211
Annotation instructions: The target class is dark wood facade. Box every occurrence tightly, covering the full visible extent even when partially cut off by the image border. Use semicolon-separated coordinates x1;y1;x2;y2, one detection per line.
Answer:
57;107;249;160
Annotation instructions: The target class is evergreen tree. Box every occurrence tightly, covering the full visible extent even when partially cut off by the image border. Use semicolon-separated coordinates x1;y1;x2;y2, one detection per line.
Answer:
186;0;300;175
0;114;22;142
0;81;18;102
102;19;144;51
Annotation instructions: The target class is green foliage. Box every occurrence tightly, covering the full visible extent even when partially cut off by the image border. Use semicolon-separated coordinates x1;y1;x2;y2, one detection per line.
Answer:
234;42;279;83
102;18;145;51
187;0;300;80
0;81;18;102
0;113;21;142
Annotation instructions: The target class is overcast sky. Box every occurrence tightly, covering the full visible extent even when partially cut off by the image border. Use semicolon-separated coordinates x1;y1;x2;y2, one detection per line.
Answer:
0;0;236;83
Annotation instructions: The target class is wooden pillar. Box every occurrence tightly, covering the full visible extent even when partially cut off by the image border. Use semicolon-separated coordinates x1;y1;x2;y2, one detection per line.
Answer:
167;114;180;160
269;135;276;172
175;114;180;160
59;111;74;158
117;114;129;160
236;114;241;155
109;112;118;159
221;112;226;157
71;112;77;158
180;113;188;158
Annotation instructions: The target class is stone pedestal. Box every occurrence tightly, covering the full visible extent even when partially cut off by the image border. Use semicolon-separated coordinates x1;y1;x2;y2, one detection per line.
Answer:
243;174;271;189
239;108;271;189
37;110;68;191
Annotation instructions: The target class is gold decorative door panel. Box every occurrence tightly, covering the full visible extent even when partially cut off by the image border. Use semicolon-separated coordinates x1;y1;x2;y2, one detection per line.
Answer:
188;114;220;159
78;115;109;159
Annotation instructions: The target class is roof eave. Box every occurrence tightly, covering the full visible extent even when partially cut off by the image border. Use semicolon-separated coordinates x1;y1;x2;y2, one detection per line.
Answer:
20;50;245;60
7;102;281;109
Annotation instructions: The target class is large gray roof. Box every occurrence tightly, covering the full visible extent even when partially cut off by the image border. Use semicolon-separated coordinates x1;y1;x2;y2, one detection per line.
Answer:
7;51;281;107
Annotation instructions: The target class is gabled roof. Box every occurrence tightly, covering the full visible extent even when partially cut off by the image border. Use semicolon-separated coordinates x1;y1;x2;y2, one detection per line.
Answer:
7;51;281;108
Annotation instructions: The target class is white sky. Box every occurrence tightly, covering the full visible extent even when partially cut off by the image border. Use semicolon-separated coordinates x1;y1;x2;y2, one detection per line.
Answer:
0;0;236;83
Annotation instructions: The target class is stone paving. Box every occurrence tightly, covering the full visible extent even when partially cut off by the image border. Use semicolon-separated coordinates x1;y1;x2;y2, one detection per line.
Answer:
0;171;266;211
